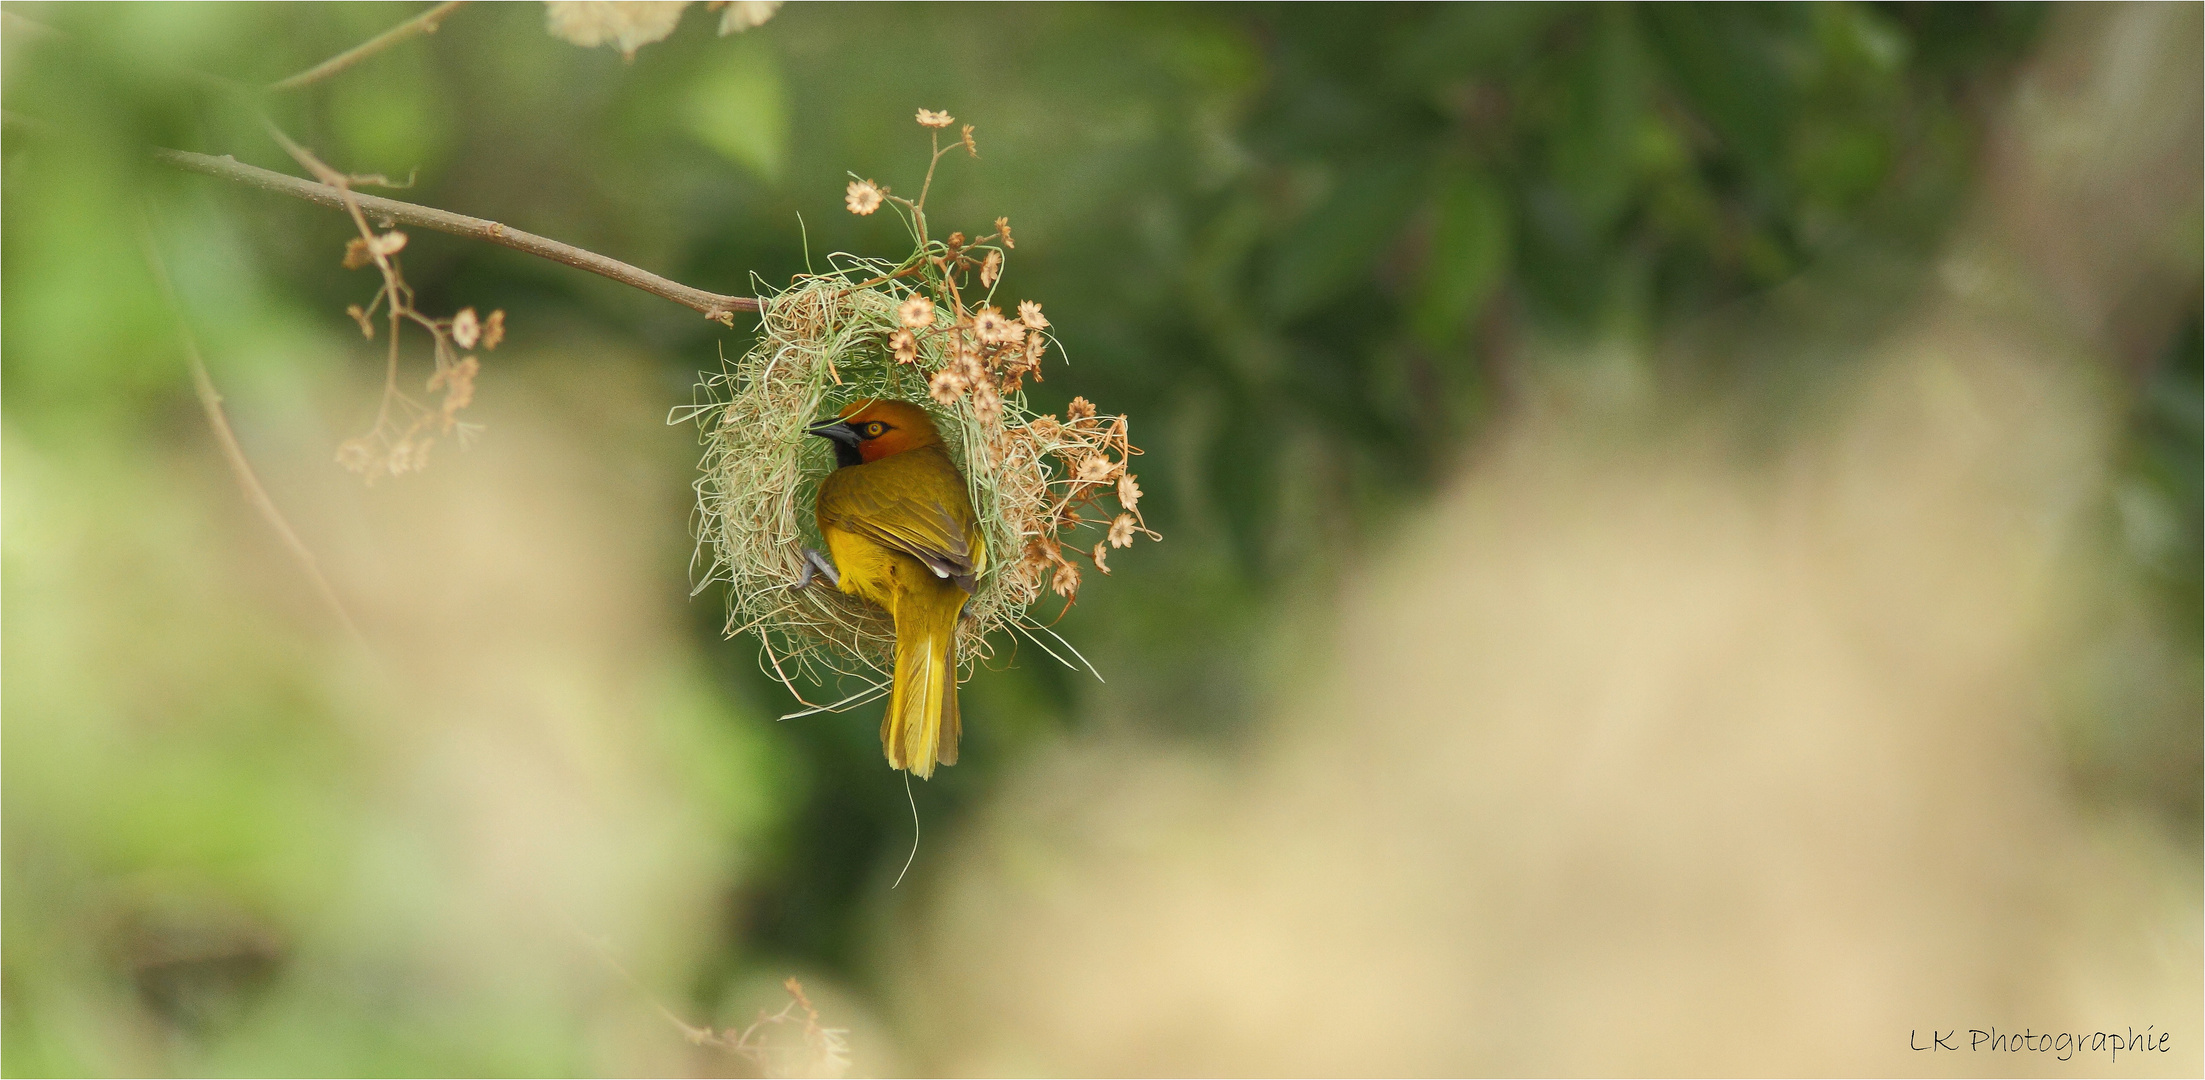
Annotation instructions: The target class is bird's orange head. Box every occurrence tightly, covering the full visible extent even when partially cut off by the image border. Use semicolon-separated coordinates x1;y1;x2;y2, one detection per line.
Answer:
807;398;944;467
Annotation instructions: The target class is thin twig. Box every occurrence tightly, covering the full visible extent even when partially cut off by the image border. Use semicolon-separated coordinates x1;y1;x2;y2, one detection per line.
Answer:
564;915;850;1077
269;1;470;92
155;147;760;324
137;222;371;649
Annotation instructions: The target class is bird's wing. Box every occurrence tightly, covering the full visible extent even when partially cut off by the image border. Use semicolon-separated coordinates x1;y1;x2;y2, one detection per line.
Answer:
819;449;985;591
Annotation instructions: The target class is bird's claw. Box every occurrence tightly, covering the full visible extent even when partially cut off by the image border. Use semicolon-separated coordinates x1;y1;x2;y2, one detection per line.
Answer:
791;547;841;590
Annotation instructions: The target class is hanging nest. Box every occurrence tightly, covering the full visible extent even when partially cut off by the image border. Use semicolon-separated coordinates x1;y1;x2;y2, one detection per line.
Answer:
684;247;1155;706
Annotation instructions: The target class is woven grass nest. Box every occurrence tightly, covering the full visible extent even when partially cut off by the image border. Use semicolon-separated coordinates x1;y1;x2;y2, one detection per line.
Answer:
685;236;1155;710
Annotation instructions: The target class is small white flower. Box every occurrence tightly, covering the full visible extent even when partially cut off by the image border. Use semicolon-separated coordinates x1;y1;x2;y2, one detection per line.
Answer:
451;308;481;349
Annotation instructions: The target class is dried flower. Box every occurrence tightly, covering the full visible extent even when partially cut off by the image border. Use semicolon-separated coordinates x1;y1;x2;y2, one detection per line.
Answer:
1020;538;1056;576
342;237;372;270
1092;542;1110;574
898;294;936;328
890;328;918;364
336;437;375;474
952;343;987;384
929;365;970;404
971;379;1003;424
916;108;955;128
996;216;1014;249
1108;512;1137;548
973;305;1019;344
451;307;481;349
716;0;781;34
845;179;884;215
1067;396;1097;421
960;124;978;156
1051;560;1082;597
546;1;686;59
1017;300;1047;329
369;230;408;257
1117;473;1142;510
980;250;1002;288
429;354;480;414
482;309;506;350
345;304;375;338
1077;454;1117;482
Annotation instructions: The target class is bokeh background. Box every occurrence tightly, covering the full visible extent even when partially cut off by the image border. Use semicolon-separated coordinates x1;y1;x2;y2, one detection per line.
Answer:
4;2;2198;1075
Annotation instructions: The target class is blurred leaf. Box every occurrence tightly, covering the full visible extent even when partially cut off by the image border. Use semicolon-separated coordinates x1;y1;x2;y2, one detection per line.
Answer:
1413;169;1511;346
1389;1;1568;85
1639;4;1799;179
1267;157;1425;319
1550;5;1642;230
326;52;452;179
1793;123;1890;210
682;35;787;184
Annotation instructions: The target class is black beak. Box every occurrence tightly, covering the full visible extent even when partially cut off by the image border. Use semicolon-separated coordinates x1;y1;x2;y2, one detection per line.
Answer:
805;418;861;446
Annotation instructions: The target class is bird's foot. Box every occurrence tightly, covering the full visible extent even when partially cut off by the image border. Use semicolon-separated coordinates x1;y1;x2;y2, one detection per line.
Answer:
791;547;841;590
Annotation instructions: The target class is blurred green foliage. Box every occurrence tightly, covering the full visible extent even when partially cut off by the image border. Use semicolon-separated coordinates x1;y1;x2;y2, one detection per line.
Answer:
4;2;2194;1074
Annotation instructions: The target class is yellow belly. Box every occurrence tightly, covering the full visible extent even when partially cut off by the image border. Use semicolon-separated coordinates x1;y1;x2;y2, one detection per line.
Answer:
822;524;920;609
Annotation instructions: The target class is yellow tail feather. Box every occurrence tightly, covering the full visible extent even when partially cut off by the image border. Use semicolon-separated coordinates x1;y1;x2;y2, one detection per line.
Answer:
883;584;963;778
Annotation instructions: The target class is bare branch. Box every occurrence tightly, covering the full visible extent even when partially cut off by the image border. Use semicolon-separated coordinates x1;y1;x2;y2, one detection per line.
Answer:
269;1;470;92
155;147;760;324
137;223;371;649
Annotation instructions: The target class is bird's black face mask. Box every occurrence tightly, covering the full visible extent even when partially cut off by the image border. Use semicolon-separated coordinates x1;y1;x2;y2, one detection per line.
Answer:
806;418;865;468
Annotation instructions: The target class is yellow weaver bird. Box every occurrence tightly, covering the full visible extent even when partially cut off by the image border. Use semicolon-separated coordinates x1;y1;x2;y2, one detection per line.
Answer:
799;399;986;778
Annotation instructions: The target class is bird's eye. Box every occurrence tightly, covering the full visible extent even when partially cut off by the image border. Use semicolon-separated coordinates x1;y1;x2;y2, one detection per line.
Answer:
862;422;887;437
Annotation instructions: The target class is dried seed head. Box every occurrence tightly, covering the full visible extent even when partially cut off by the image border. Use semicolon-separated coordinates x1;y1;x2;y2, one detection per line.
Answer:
1067;396;1097;421
342;237;373;270
845;179;884;215
482;310;506;350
